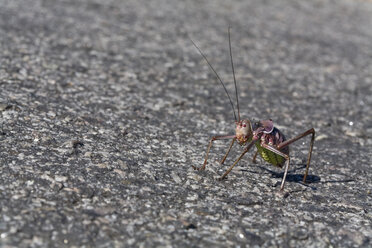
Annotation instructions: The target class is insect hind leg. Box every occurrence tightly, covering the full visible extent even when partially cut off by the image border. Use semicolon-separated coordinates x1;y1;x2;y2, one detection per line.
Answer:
277;128;315;183
260;144;290;190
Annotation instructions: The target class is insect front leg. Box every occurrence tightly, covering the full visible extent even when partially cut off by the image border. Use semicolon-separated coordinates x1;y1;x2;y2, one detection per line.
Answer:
220;138;236;165
219;139;257;180
277;128;315;183
193;135;235;171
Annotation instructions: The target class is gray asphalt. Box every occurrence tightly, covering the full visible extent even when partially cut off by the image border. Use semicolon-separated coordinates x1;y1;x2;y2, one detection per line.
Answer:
1;0;371;247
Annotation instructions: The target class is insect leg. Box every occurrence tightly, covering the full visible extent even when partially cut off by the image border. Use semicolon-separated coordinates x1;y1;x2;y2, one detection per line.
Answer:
220;138;236;165
219;139;257;180
193;135;235;171
252;150;259;163
260;144;290;190
277;128;315;183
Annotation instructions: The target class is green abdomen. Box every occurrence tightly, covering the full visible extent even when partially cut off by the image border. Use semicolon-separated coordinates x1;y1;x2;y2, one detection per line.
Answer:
255;143;285;167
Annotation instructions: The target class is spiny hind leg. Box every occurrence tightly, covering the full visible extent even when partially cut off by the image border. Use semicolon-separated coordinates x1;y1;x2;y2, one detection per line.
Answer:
220;138;236;165
193;135;235;171
260;144;290;191
277;128;315;183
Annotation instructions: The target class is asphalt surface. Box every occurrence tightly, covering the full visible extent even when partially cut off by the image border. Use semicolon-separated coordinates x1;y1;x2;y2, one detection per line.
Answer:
1;0;372;247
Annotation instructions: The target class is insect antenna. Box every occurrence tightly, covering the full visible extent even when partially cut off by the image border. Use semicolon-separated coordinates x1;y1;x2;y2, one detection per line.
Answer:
228;26;240;122
190;38;237;122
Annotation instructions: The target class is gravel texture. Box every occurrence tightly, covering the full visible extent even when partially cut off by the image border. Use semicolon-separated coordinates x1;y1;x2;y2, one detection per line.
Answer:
1;0;371;247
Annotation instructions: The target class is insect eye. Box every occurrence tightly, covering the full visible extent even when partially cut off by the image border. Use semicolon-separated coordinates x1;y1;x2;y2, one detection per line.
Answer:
243;124;247;127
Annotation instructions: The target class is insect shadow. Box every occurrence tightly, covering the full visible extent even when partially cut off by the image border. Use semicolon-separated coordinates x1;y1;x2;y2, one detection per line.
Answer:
259;164;355;190
241;163;321;190
262;164;319;182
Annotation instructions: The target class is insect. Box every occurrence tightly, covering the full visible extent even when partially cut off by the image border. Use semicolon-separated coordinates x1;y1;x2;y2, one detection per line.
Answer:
191;28;315;190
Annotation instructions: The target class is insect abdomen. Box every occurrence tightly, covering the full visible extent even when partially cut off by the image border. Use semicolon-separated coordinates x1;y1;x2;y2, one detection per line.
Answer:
255;143;286;167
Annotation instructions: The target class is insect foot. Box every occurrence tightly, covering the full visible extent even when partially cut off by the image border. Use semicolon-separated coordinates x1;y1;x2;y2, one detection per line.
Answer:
275;190;290;199
192;165;205;171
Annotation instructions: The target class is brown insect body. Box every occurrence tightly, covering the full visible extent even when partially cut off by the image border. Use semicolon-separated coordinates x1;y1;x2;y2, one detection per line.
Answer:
191;28;315;190
236;119;289;167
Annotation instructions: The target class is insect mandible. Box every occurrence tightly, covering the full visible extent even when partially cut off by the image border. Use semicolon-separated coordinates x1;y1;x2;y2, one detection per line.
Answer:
191;27;315;190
